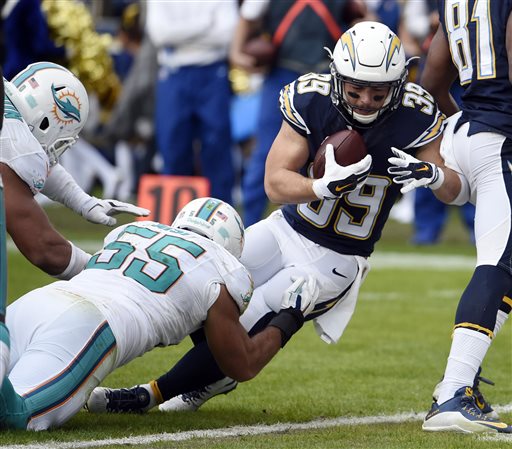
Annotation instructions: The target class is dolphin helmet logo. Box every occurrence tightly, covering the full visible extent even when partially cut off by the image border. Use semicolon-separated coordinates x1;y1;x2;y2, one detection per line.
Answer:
51;84;82;124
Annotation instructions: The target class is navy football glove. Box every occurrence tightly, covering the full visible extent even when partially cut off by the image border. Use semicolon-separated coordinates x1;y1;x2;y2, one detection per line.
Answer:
387;147;444;194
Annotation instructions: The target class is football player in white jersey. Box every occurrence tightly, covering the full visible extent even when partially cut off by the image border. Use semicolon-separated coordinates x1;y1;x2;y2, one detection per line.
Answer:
0;197;319;430
1;62;149;280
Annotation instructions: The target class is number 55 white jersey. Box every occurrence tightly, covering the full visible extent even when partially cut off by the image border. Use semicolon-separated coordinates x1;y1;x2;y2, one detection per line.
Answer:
57;221;253;368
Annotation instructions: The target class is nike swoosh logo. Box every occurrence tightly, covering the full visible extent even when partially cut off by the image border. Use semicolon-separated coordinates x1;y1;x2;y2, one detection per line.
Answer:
335;184;347;192
332;268;347;278
417;164;430;172
508;160;512;173
477;421;510;429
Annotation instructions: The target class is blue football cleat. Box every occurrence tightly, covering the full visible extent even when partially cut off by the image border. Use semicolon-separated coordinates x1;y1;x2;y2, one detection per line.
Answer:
432;368;499;418
472;368;498;418
423;387;512;433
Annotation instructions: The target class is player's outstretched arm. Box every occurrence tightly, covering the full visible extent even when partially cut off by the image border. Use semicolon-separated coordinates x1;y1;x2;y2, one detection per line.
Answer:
42;164;149;226
205;276;319;382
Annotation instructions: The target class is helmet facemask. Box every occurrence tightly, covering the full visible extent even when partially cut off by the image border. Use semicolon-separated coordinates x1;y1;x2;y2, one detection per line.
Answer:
45;136;79;166
330;62;407;126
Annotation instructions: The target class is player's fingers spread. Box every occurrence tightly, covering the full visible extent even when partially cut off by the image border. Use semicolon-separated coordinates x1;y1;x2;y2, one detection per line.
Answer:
390;147;406;158
388;157;409;167
401;183;415;194
388;165;407;174
306;276;320;300
324;144;335;165
353;154;372;173
290;276;305;291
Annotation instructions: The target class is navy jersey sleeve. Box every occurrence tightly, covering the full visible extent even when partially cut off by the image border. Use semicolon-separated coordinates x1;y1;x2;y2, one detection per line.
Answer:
279;79;312;137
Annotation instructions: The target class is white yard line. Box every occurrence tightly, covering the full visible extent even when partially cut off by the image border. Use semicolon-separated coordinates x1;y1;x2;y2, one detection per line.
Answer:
4;404;512;449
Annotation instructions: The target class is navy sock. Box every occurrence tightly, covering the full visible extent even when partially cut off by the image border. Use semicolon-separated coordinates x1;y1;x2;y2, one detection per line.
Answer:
455;265;512;332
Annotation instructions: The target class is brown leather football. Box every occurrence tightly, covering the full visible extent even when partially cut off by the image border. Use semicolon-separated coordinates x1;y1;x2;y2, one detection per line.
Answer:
312;130;367;178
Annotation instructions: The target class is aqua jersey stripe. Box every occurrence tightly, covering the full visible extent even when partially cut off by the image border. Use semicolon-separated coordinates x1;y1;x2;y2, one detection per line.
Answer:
195;198;222;222
23;322;116;419
12;62;68;87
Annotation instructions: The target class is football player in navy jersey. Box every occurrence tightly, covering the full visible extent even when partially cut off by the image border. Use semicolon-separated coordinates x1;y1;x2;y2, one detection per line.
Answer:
387;0;512;434
84;21;463;416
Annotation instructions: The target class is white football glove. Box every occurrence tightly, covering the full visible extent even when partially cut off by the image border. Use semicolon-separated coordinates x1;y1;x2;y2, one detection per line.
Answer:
281;275;320;317
80;197;150;226
312;144;372;200
387;147;445;194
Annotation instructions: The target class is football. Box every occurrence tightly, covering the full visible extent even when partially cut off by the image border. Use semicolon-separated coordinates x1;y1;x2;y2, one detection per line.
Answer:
242;36;277;67
312;129;367;178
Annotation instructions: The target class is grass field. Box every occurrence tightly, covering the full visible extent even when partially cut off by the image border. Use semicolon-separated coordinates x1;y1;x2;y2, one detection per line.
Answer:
3;205;511;448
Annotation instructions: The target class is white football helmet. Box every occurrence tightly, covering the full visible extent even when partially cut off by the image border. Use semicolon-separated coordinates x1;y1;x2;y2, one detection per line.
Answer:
172;197;245;259
329;21;407;126
5;62;89;166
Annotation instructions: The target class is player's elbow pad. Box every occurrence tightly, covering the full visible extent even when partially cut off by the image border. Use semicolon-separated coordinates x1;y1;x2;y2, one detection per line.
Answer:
448;172;471;206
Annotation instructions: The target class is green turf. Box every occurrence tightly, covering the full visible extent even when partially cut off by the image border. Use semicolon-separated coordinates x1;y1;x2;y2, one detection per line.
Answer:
2;204;510;448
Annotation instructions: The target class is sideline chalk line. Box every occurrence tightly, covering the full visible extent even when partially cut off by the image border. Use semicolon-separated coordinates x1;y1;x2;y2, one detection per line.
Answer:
4;404;512;449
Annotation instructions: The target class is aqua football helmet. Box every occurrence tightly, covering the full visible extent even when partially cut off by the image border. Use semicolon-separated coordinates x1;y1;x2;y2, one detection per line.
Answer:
5;62;89;166
329;21;407;127
173;197;245;259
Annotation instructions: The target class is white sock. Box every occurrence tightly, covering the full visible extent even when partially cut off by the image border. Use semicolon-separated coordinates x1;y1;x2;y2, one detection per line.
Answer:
493;309;509;335
436;327;491;405
141;382;159;410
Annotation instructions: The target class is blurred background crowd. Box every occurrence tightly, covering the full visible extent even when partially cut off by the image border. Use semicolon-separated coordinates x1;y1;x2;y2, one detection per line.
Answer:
1;0;475;245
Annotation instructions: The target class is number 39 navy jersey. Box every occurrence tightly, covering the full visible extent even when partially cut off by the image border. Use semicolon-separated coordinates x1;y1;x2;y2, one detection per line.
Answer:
279;73;445;257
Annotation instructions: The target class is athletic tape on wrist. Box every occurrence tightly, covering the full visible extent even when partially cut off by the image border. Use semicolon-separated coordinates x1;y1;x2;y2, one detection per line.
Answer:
428;166;445;191
269;308;305;347
54;242;91;280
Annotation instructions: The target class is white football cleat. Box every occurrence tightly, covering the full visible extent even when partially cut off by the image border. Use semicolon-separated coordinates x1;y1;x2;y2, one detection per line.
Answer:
159;377;237;412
